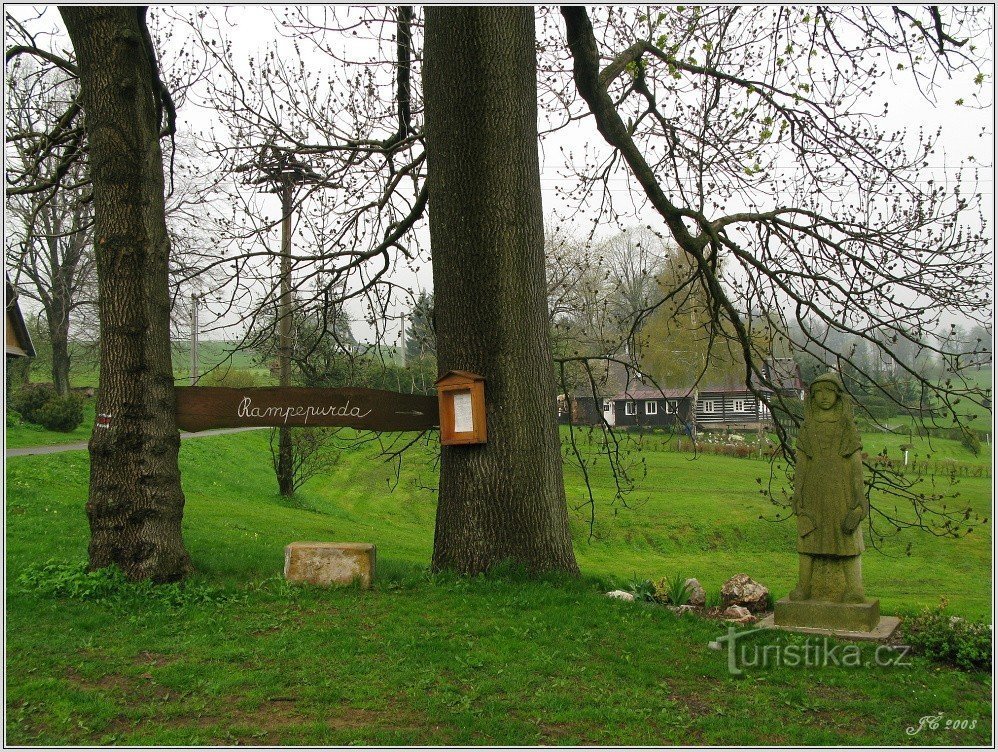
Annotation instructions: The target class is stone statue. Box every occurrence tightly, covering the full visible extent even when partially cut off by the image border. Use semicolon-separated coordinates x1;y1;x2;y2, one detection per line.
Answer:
789;371;868;603
771;371;897;635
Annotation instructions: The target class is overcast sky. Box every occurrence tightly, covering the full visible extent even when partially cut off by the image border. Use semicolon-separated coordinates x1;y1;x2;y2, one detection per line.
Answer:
5;5;995;348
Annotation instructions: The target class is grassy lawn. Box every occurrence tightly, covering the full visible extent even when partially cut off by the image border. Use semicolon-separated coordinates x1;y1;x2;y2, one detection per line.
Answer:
171;340;274;386
857;426;989;463
5;426;992;745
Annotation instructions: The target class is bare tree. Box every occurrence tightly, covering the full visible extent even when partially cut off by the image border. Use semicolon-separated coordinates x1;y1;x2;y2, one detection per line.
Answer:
5;49;96;395
159;6;427;365
556;6;991;543
267;426;341;497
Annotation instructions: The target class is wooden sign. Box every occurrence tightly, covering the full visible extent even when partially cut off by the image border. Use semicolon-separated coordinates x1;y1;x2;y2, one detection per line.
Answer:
175;386;439;433
435;371;487;445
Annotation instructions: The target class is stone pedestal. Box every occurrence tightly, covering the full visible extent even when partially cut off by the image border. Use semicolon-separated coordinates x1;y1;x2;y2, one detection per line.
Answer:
774;596;879;632
284;542;376;587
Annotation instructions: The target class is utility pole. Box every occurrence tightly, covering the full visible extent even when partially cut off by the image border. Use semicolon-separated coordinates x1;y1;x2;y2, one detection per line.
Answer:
190;292;200;385
276;174;294;496
245;146;324;496
400;315;407;367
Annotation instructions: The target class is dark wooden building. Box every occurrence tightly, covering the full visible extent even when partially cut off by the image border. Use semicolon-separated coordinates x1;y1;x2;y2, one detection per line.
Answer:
557;394;610;426
695;358;804;430
558;358;803;432
610;387;695;430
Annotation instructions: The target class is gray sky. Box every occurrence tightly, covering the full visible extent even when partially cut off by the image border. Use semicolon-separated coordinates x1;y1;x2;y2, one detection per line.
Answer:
5;5;994;348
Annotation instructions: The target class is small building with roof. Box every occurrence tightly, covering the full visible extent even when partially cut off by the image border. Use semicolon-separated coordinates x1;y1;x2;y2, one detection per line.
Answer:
694;358;805;431
5;279;35;359
559;358;803;433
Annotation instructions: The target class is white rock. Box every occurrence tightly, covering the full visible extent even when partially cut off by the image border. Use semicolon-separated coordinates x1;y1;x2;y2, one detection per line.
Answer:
606;590;636;602
721;574;770;613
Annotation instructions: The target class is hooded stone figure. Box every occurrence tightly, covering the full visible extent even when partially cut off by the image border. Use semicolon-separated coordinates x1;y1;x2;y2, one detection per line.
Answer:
789;371;868;603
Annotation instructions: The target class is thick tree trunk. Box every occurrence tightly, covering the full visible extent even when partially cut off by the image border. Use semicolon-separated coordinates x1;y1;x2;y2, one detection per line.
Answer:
423;7;579;575
61;7;191;581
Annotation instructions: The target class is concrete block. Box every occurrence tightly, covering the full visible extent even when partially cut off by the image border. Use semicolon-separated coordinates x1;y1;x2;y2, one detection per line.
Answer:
759;613;901;642
774;596;880;632
283;542;375;588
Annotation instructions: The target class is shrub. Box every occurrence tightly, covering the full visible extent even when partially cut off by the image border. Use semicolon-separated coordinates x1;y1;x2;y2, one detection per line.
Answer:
14;560;241;608
858;396;897;422
960;427;982;457
906;602;992;671
7;409;23;429
653;574;690;606
626;578;657;603
34;394;84;432
9;383;57;423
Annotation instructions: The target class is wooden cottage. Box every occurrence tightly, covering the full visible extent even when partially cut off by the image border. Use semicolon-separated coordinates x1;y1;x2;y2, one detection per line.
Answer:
695;358;804;431
557;358;803;433
557;395;608;426
610;387;696;430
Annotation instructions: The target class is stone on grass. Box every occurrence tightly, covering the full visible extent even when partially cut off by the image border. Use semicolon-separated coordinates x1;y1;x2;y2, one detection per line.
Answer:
723;605;756;624
284;542;376;588
667;604;696;615
606;590;636;602
721;574;770;613
684;578;706;607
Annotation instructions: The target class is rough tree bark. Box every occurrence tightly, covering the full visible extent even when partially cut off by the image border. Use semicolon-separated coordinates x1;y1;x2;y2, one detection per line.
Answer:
423;7;579;575
60;6;191;581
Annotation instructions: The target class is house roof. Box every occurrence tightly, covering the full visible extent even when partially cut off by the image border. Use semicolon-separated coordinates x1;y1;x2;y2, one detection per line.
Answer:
5;279;35;358
611;387;693;401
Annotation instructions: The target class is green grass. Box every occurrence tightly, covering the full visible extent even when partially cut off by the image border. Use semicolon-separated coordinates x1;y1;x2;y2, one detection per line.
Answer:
42;338;405;389
5;429;993;745
172;340;274;386
857;427;988;463
21;339;273;388
905;365;992;433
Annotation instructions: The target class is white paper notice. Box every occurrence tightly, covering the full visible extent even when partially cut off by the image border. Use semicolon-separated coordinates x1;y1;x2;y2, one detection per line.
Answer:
453;391;474;433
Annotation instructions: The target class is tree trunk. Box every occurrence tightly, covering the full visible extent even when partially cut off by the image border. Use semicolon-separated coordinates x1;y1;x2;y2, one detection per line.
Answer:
47;285;72;396
61;7;191;581
49;320;71;397
423;7;579;575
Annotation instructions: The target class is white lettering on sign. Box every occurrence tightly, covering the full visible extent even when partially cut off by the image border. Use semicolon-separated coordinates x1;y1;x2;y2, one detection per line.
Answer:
453;391;474;433
237;396;373;425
